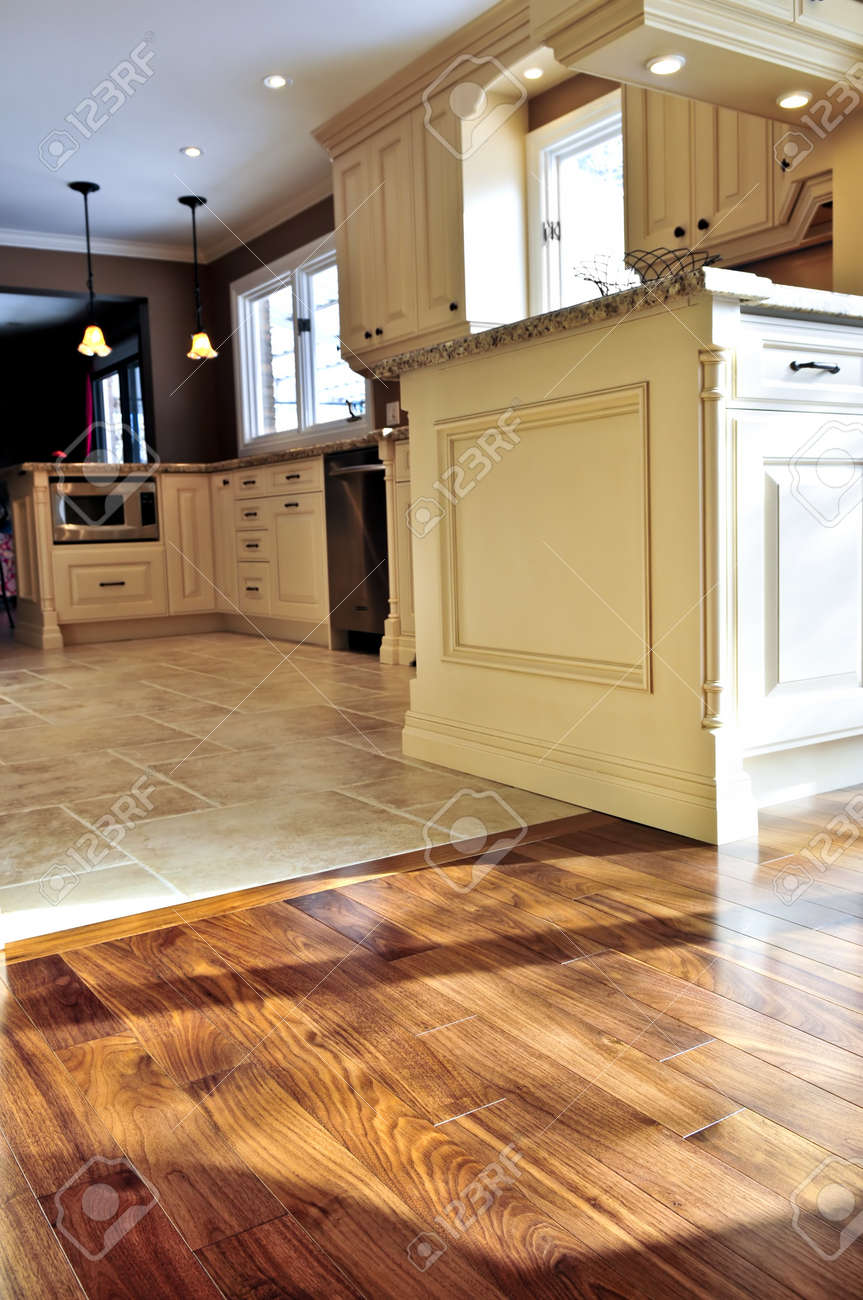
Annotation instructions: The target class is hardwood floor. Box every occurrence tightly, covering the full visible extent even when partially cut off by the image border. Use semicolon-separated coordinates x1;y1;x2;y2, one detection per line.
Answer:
2;794;863;1297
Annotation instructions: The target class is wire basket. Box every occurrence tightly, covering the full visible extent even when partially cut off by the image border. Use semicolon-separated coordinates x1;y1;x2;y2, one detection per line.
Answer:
624;247;721;284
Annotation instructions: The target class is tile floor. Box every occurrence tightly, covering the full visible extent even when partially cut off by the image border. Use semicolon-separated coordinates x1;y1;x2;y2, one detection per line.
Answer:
0;629;587;942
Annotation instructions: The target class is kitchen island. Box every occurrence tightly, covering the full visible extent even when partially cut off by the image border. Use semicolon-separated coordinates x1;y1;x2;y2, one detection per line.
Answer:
2;427;413;664
380;267;863;843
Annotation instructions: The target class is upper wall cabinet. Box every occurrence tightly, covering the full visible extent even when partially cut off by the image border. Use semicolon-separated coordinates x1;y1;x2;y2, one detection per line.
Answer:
330;98;528;369
624;87;785;262
530;0;863;121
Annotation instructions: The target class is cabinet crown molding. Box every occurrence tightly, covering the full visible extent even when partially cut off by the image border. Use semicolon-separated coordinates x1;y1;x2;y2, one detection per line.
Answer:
313;0;533;157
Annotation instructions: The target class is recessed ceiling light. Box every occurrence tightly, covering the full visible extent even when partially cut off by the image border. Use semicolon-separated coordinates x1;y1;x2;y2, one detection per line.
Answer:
646;54;686;76
180;146;202;158
777;90;812;110
263;74;291;89
523;66;544;81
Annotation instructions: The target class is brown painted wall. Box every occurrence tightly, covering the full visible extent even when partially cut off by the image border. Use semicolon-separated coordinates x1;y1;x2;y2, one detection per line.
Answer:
0;244;219;463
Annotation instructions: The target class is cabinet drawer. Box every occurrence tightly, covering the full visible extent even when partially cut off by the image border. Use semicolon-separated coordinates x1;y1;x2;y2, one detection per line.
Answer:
235;470;268;497
237;562;271;614
395;440;410;480
53;546;168;622
235;500;268;529
236;531;272;561
267;458;322;493
737;319;863;405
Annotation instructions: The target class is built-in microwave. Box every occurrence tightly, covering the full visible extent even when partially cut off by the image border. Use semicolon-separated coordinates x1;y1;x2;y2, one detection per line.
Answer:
51;477;159;543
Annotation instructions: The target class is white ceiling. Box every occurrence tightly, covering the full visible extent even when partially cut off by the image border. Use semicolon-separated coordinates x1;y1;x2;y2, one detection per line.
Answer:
0;0;495;261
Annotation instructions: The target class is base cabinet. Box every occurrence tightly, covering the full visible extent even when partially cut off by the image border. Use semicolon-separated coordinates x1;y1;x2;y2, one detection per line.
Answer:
266;494;328;623
161;474;216;613
53;545;168;622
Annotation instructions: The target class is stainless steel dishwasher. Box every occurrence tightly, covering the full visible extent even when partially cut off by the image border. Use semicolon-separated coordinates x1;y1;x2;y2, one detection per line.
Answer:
325;447;389;650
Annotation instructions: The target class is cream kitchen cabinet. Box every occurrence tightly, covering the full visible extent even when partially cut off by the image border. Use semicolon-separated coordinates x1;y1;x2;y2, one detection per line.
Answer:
624;87;776;259
333;116;418;358
210;472;238;613
161;474;216;614
53;544;168;623
794;0;863;41
263;492;329;624
328;98;527;369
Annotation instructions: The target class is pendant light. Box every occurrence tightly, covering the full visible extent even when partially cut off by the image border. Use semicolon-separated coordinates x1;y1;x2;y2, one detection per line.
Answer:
68;181;111;358
178;195;218;360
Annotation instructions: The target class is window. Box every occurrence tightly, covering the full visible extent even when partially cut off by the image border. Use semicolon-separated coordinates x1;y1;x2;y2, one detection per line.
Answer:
233;239;369;452
91;350;148;462
527;90;626;313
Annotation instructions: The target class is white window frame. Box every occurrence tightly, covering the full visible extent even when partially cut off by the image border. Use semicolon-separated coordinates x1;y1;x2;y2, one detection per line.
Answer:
526;90;624;316
231;234;369;455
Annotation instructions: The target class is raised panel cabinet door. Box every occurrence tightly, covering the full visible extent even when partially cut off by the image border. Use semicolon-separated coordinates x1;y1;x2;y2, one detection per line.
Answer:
162;474;216;613
210;473;238;612
692;103;773;246
332;141;376;358
411;100;466;335
623;86;693;250
368;115;419;346
735;410;863;750
266;493;329;623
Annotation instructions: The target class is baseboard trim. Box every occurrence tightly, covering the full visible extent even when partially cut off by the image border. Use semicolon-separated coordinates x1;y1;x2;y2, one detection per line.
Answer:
402;709;727;842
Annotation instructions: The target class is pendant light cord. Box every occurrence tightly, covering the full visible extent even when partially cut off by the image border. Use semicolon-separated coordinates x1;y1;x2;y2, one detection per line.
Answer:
190;203;203;333
82;189;95;317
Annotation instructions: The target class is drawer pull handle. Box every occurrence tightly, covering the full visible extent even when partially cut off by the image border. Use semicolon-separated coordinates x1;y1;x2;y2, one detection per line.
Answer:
99;580;126;587
243;511;258;518
284;473;301;480
245;586;260;593
246;543;259;549
242;478;257;485
789;360;841;374
284;501;299;508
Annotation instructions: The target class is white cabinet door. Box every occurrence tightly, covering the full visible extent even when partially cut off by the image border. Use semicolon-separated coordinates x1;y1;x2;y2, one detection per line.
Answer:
162;475;215;613
412;99;466;335
266;493;329;623
53;545;168;622
332;140;376;357
368;116;419;347
735;410;863;750
693;103;774;245
624;87;693;250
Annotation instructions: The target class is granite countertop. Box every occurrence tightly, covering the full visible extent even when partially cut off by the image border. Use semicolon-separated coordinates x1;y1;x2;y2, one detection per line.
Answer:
373;268;863;378
3;426;408;478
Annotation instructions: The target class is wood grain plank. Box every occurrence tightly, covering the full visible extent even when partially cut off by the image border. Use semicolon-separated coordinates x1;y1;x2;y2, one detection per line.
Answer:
196;1215;361;1298
287;888;435;960
37;1156;222;1298
57;1033;284;1251
5;955;127;1051
0;1131;83;1300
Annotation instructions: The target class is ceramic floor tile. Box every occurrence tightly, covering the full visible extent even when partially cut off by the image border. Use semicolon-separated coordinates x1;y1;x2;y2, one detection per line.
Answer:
341;765;515;813
8;713;195;763
111;736;231;766
0;751;159;814
202;704;393;751
120;789;449;897
66;774;217;829
0;864;184;944
406;789;589;836
0;806;132;888
153;740;419;805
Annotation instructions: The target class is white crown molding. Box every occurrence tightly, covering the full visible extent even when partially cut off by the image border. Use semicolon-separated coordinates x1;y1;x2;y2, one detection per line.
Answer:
203;176;334;264
0;226;192;262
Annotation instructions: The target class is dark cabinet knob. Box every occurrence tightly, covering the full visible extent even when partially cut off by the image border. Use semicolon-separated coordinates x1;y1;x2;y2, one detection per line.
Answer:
364;331;372;340
673;225;686;238
375;327;383;336
697;218;710;231
222;478;229;485
449;301;459;311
